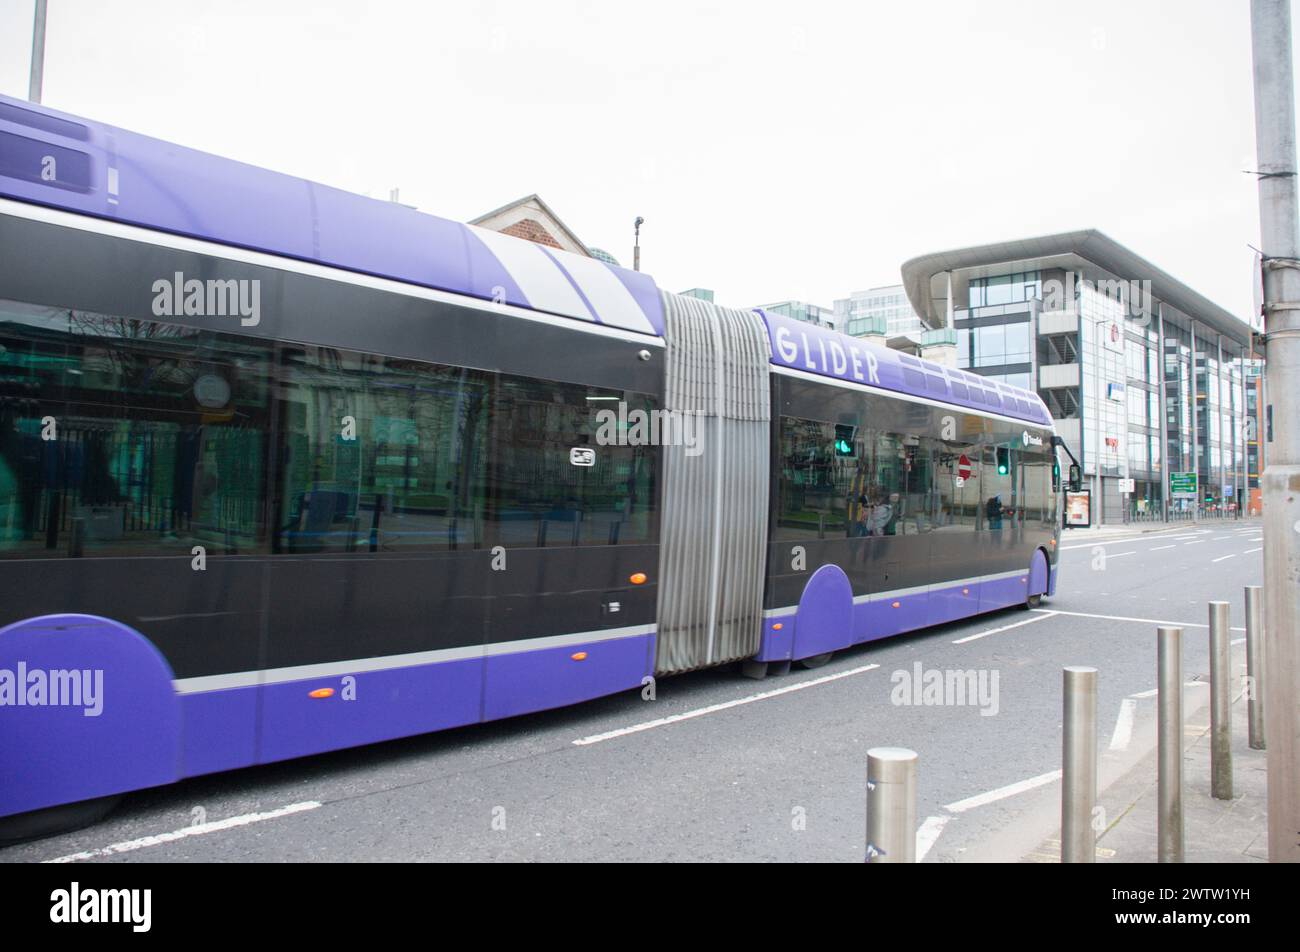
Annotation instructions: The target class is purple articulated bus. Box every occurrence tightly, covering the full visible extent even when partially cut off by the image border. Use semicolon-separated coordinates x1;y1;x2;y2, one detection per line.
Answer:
0;93;1060;839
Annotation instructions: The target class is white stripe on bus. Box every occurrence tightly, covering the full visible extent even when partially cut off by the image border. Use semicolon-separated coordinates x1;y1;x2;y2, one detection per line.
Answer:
0;198;664;345
172;624;656;694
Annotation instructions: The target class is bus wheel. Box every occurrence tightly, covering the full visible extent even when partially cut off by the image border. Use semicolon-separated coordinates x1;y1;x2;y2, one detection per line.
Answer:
1025;593;1043;609
0;795;121;845
796;652;834;669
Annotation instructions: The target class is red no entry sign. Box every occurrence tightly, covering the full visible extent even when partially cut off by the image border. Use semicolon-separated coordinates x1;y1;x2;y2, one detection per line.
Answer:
958;454;971;480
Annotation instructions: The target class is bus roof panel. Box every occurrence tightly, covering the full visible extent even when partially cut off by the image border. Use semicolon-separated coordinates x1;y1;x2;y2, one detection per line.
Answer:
0;93;664;336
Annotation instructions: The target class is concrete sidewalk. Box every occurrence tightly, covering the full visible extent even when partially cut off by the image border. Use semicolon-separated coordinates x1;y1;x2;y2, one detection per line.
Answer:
1027;671;1268;863
1059;516;1260;543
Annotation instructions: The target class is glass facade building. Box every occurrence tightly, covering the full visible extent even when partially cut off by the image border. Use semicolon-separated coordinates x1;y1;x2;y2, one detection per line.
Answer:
901;233;1259;524
758;299;836;330
833;284;928;340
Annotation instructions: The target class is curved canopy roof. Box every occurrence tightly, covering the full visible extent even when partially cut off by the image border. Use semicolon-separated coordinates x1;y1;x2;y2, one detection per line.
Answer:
901;229;1252;347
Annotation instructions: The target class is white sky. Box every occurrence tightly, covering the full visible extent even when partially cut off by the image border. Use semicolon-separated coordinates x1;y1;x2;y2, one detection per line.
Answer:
0;0;1290;320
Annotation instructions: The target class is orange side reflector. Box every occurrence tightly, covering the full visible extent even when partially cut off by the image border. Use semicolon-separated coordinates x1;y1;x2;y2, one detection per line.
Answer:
962;588;970;595
772;623;784;631
309;688;334;699
629;572;647;585
571;652;588;661
891;601;901;609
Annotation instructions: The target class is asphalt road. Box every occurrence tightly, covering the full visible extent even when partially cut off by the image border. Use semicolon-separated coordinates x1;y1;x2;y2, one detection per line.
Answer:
1;518;1266;863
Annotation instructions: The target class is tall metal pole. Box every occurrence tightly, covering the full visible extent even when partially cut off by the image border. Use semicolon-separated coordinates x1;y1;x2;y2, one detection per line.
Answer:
1218;335;1226;514
865;747;917;863
1245;585;1266;750
1157;627;1184;863
29;0;47;104
1238;360;1247;518
1208;601;1233;800
1158;304;1171;522
1190;322;1201;519
1250;0;1300;862
1061;666;1097;863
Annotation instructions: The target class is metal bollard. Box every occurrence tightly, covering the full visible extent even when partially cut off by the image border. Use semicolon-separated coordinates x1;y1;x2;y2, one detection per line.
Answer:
1062;666;1098;863
1208;601;1233;800
1245;586;1266;750
1157;627;1184;863
865;747;917;863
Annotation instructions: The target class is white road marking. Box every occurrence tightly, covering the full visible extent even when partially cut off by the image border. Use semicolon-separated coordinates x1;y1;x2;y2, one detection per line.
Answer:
1107;551;1137;558
1109;699;1137;751
1212;554;1236;563
1128;682;1215;698
1060;535;1170;550
43;801;322;863
916;815;950;861
572;664;881;746
1034;608;1245;632
1183;541;1205;546
944;770;1061;814
1212;536;1231;541
1243;547;1262;554
951;611;1058;644
1231;638;1246;645
1149;544;1176;551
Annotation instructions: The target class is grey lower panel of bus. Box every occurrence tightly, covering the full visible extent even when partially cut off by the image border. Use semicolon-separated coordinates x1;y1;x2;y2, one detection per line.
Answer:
654;292;771;675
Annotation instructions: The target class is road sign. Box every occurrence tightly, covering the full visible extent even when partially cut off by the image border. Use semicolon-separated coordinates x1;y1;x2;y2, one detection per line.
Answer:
1224;484;1235;497
1170;471;1198;498
958;454;971;481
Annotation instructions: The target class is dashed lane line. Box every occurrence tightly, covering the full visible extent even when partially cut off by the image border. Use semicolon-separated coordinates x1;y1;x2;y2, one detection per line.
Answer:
1109;699;1137;751
951;611;1059;644
916;815;951;861
43;801;323;863
1031;608;1245;632
573;664;881;746
944;771;1061;814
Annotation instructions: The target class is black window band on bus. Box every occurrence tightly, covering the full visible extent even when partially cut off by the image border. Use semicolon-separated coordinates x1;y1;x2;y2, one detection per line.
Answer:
0;297;659;560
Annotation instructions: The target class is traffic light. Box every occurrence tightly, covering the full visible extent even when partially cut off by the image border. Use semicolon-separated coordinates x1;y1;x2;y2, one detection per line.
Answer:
834;423;855;457
996;446;1010;476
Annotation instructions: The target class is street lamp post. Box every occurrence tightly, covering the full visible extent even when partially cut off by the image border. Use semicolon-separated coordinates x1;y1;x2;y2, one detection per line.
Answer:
29;0;48;104
633;216;644;272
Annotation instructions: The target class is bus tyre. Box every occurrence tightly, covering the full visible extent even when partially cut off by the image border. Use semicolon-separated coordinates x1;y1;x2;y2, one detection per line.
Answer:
0;795;121;845
796;651;834;669
1025;592;1043;609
